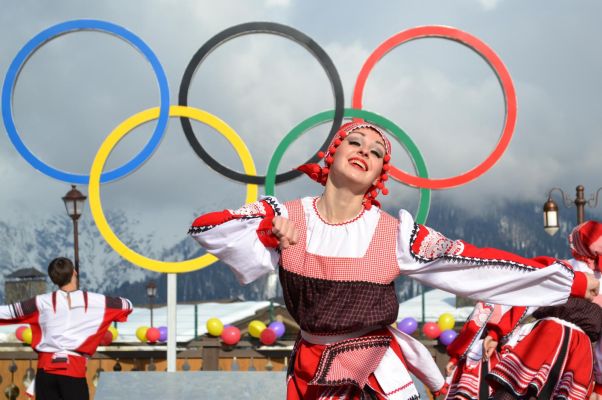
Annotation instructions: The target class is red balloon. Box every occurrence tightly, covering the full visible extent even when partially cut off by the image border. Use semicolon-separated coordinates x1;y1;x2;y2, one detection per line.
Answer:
146;327;161;343
15;326;27;342
100;330;113;346
221;326;241;346
259;328;277;345
422;322;441;340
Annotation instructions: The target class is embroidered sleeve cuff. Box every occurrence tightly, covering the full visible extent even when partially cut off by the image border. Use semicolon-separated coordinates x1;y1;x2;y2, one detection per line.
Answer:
257;216;279;248
432;382;449;397
570;271;587;298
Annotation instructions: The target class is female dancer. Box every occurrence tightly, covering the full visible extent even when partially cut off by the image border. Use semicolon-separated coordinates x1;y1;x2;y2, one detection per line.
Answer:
487;221;602;400
189;121;598;399
445;302;529;400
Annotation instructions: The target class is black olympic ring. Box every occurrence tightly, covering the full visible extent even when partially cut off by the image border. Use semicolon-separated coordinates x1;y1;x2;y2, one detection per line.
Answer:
178;21;344;185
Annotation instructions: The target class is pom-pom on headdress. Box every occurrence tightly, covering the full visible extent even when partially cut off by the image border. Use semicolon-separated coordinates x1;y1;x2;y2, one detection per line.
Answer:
569;220;602;271
297;121;392;210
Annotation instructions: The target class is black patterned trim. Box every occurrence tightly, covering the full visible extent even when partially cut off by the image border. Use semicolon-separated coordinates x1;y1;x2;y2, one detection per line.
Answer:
262;196;283;217
281;265;394;287
486;372;541;399
188;215;259;235
310;335;391;386
409;223;574;276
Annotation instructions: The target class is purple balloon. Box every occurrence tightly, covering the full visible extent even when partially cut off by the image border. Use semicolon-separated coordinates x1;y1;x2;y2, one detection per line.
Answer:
439;329;458;346
158;326;168;342
268;321;286;338
397;317;418;335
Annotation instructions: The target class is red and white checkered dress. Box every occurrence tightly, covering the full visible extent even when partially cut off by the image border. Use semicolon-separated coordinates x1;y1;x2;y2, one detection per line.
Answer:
190;196;591;399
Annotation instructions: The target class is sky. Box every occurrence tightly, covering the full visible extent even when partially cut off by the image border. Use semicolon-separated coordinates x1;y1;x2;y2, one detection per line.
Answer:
1;0;601;251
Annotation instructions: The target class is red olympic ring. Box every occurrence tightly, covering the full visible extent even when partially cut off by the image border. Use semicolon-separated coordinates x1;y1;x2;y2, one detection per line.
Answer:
352;25;517;189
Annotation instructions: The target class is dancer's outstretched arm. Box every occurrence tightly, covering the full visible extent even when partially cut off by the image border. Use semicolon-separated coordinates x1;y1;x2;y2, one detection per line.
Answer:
396;209;598;306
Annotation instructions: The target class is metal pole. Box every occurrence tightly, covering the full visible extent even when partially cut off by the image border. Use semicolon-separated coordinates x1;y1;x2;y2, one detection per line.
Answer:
167;273;177;372
150;295;154;328
73;218;80;274
194;304;198;339
575;185;586;225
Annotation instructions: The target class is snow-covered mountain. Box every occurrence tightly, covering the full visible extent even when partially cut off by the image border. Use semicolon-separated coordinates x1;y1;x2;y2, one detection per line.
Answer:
0;201;595;305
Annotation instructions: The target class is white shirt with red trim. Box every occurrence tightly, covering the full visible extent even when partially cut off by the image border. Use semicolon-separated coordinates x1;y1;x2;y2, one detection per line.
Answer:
190;196;586;307
0;290;132;377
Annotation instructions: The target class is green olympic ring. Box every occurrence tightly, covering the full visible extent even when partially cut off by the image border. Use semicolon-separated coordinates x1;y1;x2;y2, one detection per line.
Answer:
264;108;431;224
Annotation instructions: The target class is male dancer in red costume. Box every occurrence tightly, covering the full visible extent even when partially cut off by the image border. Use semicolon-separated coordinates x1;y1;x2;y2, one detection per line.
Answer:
0;257;132;400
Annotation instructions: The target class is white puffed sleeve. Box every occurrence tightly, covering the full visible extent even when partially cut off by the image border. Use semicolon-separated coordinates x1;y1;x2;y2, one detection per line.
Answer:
188;196;287;284
395;209;584;306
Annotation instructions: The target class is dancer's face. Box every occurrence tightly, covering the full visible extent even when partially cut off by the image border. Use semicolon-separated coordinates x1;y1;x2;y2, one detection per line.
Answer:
330;127;386;192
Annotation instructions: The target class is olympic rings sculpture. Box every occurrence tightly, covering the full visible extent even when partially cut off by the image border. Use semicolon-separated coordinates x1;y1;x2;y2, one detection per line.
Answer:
2;20;517;273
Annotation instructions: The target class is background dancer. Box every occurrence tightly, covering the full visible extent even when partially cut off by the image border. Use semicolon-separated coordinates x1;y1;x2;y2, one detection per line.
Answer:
487;221;602;400
445;302;529;400
0;257;133;400
190;121;599;399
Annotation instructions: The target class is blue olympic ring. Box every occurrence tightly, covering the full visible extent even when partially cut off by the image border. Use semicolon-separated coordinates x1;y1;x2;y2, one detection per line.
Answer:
1;19;170;184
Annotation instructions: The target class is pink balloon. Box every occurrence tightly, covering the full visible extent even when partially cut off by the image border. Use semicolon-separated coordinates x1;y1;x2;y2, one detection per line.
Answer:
221;326;241;346
260;328;277;345
100;330;113;346
15;326;27;342
146;327;161;343
422;322;441;340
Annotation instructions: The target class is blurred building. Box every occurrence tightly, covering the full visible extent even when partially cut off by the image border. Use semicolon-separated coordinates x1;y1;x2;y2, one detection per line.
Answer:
4;268;47;303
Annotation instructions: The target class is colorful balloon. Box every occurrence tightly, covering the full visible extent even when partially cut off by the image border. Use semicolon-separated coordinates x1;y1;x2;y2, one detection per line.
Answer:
100;330;113;346
221;326;241;346
248;320;266;338
259;328;277;345
15;326;27;341
437;313;455;331
206;317;224;337
22;327;32;344
422;322;441;340
439;329;458;347
136;326;149;342
108;325;118;341
397;317;418;335
158;326;168;342
268;321;286;338
146;327;160;343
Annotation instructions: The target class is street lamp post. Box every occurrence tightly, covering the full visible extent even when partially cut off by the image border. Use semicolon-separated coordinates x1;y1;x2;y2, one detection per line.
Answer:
146;281;157;327
62;185;87;273
543;185;602;235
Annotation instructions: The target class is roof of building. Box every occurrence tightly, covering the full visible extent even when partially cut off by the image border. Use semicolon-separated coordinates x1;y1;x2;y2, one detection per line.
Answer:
5;268;46;279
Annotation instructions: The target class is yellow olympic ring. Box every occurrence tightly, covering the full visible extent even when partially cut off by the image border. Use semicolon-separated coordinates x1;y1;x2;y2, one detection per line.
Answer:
89;105;258;273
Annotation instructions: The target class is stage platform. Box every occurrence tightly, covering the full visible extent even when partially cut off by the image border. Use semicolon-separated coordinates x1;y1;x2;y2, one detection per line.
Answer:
95;371;429;399
95;371;287;399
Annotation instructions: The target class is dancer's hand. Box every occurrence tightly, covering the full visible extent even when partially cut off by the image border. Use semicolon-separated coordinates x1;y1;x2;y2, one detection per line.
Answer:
445;361;455;376
585;273;600;301
272;216;299;249
482;335;498;361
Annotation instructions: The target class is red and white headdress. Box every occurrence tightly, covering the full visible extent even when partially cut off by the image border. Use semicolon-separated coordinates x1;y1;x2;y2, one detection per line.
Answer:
297;121;392;210
569;220;602;271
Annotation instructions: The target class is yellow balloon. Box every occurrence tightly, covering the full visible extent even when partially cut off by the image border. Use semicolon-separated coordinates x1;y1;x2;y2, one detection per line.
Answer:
109;325;118;341
206;318;224;337
136;326;149;342
437;313;456;331
248;320;267;338
22;328;32;345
